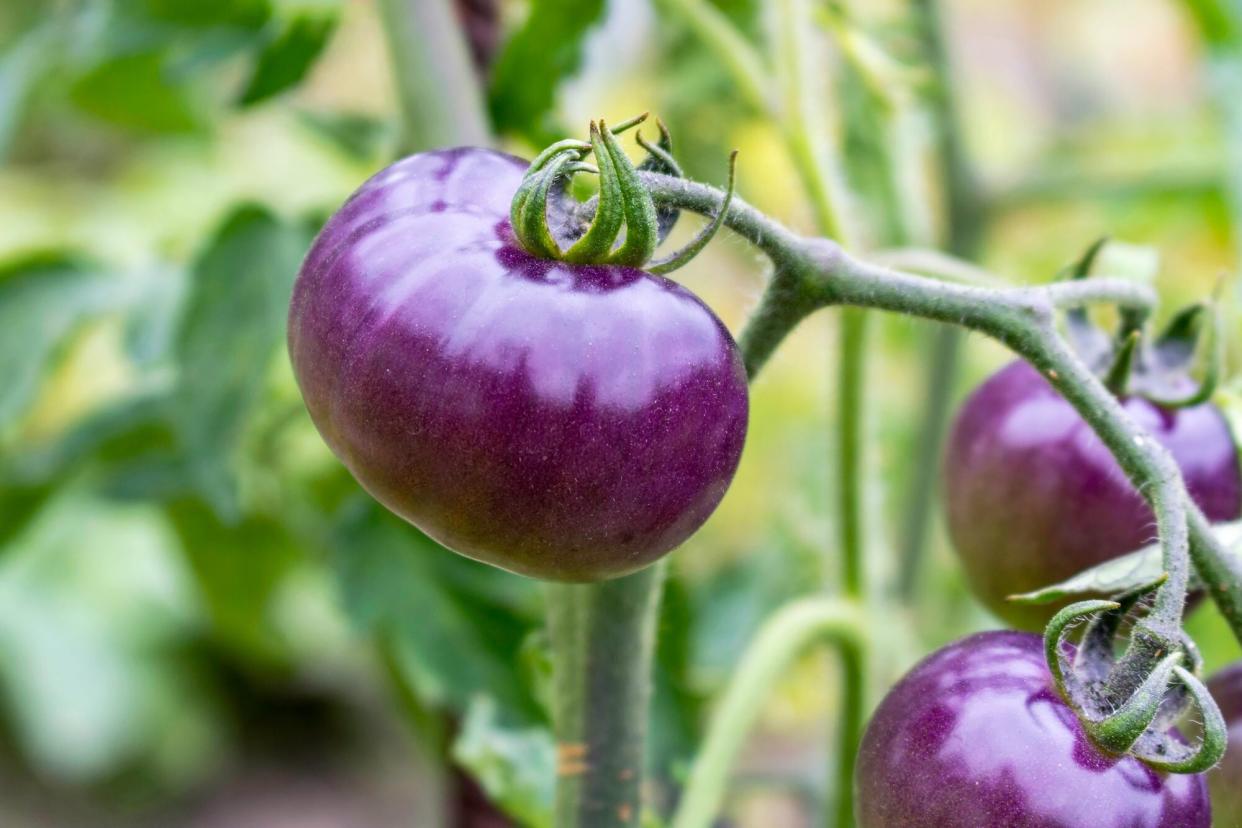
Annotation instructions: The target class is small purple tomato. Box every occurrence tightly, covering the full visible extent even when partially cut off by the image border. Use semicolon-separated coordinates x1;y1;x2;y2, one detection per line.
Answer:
943;360;1242;629
1208;663;1242;823
288;148;749;582
855;630;1211;827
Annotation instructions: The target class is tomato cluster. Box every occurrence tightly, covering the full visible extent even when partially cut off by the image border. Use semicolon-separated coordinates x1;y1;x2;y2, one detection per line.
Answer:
856;357;1241;826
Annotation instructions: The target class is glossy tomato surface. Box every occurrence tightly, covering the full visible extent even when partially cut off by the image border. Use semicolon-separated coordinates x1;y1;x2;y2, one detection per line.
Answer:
944;360;1241;629
1208;663;1242;825
288;148;749;581
855;630;1211;827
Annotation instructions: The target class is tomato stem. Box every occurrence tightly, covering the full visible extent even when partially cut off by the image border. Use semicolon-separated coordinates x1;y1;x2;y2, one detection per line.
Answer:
545;564;665;828
376;0;489;153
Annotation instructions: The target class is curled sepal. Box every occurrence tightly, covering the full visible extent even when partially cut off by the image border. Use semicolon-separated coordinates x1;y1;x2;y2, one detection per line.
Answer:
636;119;682;244
511;140;592;234
599;118;659;267
516;150;581;259
1061;237;1112;368
1084;651;1181;754
1103;329;1141;396
636;121;682;179
562;122;626;263
1045;599;1120;704
648;151;738;276
1131;666;1228;773
1141;301;1221;408
1074;574;1167;683
526;139;592;174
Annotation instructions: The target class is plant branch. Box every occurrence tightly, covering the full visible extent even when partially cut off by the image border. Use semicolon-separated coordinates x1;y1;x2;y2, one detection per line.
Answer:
669;598;866;828
637;171;1235;650
546;564;665;828
377;0;491;153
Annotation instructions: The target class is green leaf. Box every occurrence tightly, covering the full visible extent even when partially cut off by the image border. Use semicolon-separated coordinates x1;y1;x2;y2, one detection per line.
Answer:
0;491;209;784
451;696;555;828
128;0;271;29
0;24;54;159
1008;522;1242;605
1183;0;1242;48
169;204;310;517
165;498;302;662
333;498;542;719
237;11;339;106
488;0;608;143
69;49;210;134
0;206;306;538
0;252;121;433
297;109;393;161
0;484;56;549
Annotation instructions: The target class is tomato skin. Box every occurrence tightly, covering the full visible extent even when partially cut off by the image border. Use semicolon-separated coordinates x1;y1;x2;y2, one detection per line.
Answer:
288;148;749;581
943;360;1242;629
1208;664;1242;823
855;630;1211;828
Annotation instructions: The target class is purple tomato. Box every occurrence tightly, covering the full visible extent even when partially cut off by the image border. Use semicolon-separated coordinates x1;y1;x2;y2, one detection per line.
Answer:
943;360;1241;629
856;630;1211;827
288;148;749;581
1208;663;1242;823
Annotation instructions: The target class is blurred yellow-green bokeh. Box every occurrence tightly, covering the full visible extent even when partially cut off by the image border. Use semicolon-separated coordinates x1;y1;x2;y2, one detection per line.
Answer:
0;1;1240;826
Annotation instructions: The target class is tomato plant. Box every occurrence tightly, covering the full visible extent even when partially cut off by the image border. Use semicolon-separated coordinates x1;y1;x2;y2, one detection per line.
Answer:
855;631;1211;827
4;1;1242;828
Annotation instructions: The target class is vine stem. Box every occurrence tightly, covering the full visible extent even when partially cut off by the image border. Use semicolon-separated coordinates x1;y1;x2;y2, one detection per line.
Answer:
373;1;493;823
376;0;490;153
897;0;987;601
546;564;665;828
669;598;866;828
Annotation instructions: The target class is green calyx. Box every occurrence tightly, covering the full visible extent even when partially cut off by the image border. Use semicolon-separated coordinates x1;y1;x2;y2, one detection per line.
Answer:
1058;237;1221;407
509;115;737;275
1043;595;1228;773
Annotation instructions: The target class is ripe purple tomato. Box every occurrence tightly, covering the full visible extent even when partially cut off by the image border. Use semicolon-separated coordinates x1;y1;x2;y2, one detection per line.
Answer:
1208;663;1242;823
856;630;1211;827
288;148;749;581
943;360;1241;629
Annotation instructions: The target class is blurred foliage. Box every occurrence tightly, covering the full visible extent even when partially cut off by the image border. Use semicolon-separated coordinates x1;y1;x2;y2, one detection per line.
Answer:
488;0;606;145
0;0;1240;826
0;0;341;158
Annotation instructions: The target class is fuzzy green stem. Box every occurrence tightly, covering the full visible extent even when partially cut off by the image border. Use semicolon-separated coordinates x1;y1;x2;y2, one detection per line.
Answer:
546;564;665;828
1188;507;1242;633
838;308;868;600
638;172;1230;652
376;0;490;153
669;598;866;828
